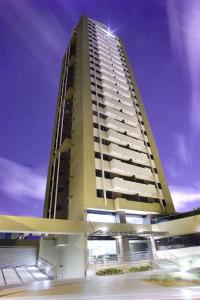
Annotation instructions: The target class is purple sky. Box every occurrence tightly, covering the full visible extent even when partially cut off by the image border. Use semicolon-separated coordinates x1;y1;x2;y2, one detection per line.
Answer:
0;0;200;217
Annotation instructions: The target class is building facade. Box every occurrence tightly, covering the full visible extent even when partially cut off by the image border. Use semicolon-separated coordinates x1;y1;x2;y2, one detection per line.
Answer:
0;16;199;283
43;15;175;260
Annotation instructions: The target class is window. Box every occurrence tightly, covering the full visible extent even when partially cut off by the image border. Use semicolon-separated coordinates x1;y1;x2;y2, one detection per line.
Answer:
88;240;117;256
126;214;144;225
96;189;104;198
100;125;108;132
155;233;200;251
157;183;162;189
96;169;102;177
104;172;111;179
87;212;116;223
93;123;99;129
93;111;98;116
94;152;101;159
103;154;112;161
106;191;113;199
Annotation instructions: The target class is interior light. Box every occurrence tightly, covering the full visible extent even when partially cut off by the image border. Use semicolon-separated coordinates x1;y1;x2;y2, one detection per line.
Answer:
100;226;107;232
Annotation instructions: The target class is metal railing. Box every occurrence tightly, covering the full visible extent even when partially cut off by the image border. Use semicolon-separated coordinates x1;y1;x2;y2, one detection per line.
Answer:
37;256;57;279
88;251;150;271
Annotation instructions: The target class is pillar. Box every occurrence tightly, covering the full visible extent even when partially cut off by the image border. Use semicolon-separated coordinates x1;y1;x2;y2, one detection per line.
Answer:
116;211;131;262
39;234;86;279
147;236;158;260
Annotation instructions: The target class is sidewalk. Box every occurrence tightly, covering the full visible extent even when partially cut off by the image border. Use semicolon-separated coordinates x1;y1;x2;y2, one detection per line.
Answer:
0;270;200;299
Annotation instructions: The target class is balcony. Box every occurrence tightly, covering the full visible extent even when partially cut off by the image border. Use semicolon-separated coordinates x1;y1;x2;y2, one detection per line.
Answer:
99;57;124;72
100;60;125;77
97;41;119;55
93;127;144;151
115;198;161;214
96;28;116;42
103;97;135;116
99;60;125;76
98;49;122;65
103;87;133;107
101;79;131;97
100;73;129;90
98;51;123;68
110;159;153;180
97;35;119;51
112;177;160;198
95;157;152;181
108;143;149;165
94;142;151;167
103;107;137;126
97;37;119;53
95;177;162;199
93;104;135;123
93;115;141;140
106;129;144;151
103;116;142;139
100;65;127;83
98;44;120;59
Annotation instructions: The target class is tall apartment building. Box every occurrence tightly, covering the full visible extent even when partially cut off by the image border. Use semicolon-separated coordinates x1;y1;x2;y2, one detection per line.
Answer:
0;16;199;283
0;16;199;282
43;16;175;258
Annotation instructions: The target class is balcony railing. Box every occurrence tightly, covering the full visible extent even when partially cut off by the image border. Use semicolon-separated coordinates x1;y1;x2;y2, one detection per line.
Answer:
102;97;135;116
110;159;153;180
111;177;159;198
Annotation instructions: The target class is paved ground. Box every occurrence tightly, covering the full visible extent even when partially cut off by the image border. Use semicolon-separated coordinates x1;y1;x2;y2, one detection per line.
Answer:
0;271;200;299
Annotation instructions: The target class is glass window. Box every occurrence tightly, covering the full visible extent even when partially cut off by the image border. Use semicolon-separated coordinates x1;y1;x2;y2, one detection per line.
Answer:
88;240;117;256
126;215;144;225
87;213;116;223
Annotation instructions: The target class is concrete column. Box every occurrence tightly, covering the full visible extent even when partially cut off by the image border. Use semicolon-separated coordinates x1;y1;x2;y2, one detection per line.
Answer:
61;234;86;278
39;234;86;279
147;236;158;260
117;236;131;261
116;211;131;262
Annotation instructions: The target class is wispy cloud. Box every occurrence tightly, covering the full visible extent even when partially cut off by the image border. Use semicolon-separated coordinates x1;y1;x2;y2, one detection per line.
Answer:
0;0;73;83
170;184;200;211
0;157;46;214
167;0;200;132
175;133;191;164
166;160;184;179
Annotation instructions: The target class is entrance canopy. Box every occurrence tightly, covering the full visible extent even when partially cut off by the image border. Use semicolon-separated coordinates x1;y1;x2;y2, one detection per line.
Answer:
0;214;199;237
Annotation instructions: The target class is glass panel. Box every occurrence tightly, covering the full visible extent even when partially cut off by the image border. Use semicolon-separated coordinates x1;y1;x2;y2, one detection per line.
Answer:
87;213;116;223
88;240;117;256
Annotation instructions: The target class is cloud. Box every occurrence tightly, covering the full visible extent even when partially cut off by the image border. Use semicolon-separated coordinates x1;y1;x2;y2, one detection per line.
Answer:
170;184;200;211
166;160;183;179
167;0;200;132
175;133;191;164
0;0;73;83
0;157;46;203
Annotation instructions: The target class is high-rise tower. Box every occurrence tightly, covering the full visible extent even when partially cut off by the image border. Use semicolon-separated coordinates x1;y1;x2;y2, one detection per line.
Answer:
44;16;175;228
0;16;199;282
